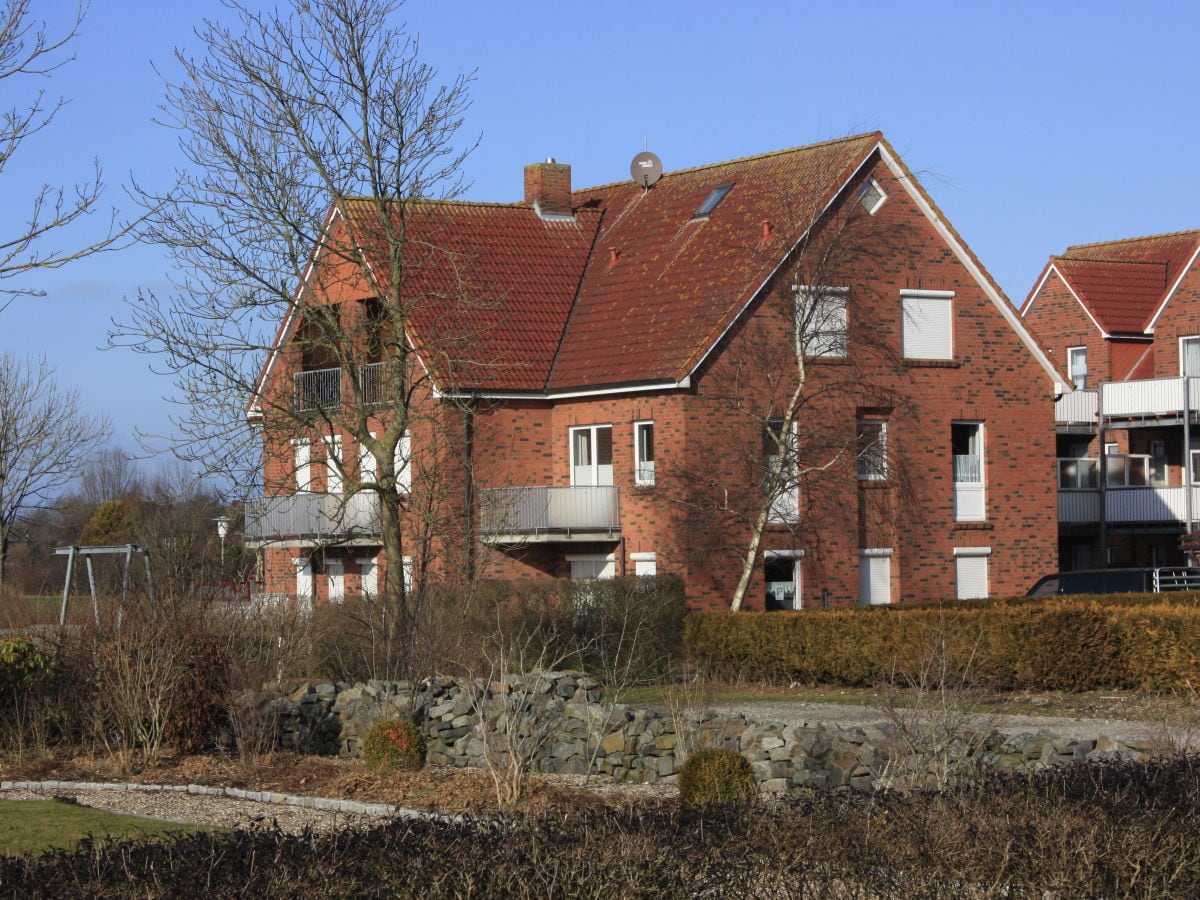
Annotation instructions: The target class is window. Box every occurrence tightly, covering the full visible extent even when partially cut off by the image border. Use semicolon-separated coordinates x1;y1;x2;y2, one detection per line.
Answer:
954;547;991;600
1150;440;1168;487
1191;449;1200;484
394;430;412;493
693;183;733;218
359;433;377;484
763;418;799;523
1068;346;1088;389
357;556;378;600
795;286;848;358
857;178;886;214
857;419;887;480
634;421;655;486
859;549;892;605
1183;336;1200;377
631;552;657;577
901;290;954;360
952;422;985;522
568;553;616;581
570;425;613;486
293;439;312;492
323;435;343;493
765;550;803;610
326;558;345;603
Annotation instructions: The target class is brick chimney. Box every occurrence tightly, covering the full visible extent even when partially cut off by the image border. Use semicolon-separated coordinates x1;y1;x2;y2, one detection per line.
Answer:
524;158;572;218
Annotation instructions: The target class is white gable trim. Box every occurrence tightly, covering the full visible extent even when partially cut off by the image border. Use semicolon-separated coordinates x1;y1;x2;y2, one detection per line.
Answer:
876;145;1065;386
248;204;440;421
1032;262;1110;339
1145;242;1200;333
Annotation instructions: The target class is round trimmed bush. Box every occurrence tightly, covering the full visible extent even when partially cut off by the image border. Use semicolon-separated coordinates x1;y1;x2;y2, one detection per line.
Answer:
361;719;426;771
678;748;757;809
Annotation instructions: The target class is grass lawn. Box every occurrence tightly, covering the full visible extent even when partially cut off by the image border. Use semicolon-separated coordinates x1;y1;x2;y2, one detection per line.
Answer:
0;799;212;857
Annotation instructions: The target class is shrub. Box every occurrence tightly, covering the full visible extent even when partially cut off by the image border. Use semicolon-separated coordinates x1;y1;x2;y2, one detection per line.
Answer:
362;719;426;771
678;748;757;809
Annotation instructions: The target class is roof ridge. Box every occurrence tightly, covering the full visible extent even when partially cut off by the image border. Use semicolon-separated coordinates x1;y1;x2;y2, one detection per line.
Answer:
572;132;881;195
1065;228;1200;252
340;196;603;214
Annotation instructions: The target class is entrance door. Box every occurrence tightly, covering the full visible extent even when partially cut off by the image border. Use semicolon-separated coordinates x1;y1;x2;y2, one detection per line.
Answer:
764;553;801;610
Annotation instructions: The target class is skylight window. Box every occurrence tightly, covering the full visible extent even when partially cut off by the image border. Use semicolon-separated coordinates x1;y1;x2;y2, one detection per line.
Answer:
693;182;733;218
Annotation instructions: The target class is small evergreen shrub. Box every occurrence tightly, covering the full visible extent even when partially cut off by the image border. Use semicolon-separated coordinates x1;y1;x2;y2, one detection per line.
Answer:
678;748;757;809
362;719;426;771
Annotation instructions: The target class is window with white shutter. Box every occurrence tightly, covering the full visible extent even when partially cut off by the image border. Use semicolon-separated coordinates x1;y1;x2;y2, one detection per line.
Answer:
901;290;954;360
859;549;893;605
954;548;990;600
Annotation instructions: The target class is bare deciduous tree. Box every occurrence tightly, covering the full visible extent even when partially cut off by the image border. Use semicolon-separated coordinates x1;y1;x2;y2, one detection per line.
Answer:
0;352;110;584
111;0;478;678
0;0;133;307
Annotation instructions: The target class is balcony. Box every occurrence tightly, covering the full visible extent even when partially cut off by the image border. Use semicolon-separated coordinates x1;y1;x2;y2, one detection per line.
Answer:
479;485;621;543
293;363;392;413
1100;376;1200;425
1054;389;1098;426
245;492;381;542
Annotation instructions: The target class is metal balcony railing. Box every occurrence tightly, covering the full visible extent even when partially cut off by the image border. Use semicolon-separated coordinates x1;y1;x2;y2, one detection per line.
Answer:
1054;389;1098;425
294;367;340;412
479;485;621;536
1101;376;1200;420
244;492;381;540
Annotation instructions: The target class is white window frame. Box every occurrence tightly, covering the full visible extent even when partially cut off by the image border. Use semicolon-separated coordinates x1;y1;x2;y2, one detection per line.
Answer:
293;439;312;492
630;551;657;577
953;547;991;601
857;178;887;215
634;421;655;486
570;424;614;486
859;548;893;606
1067;346;1088;389
1182;336;1200;377
857;419;887;481
901;289;954;361
795;285;848;358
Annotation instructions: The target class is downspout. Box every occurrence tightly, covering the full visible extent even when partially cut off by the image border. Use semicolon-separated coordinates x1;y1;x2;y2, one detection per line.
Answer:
1185;377;1194;563
1099;385;1107;566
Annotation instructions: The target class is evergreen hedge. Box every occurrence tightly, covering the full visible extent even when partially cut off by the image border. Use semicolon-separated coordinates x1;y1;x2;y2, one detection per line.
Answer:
684;593;1200;691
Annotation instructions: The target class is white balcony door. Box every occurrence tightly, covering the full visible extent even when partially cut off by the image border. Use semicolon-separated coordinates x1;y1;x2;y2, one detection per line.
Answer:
294;439;312;491
571;425;613;486
357;556;378;600
294;556;313;603
952;422;985;522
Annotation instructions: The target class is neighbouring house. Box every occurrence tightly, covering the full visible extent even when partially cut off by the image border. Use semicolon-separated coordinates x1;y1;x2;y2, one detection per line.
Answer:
245;132;1064;610
1021;230;1200;569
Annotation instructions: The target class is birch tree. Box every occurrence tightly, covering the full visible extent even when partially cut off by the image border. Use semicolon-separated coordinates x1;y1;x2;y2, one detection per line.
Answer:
111;0;477;677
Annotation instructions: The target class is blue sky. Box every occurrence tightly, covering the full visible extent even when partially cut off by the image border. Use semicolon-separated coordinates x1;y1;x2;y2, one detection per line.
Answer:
2;0;1196;454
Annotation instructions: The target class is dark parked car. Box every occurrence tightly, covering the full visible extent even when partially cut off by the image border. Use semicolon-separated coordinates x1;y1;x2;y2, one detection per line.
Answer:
1026;567;1200;597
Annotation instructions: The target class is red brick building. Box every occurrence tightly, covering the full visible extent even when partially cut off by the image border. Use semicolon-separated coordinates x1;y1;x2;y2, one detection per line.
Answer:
1022;231;1200;569
247;133;1063;609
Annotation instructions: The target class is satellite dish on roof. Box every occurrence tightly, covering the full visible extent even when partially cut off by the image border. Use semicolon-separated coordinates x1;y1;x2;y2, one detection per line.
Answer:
630;151;663;187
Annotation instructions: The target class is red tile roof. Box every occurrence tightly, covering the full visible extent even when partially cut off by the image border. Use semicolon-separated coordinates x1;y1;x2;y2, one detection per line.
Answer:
549;135;878;388
1049;231;1200;334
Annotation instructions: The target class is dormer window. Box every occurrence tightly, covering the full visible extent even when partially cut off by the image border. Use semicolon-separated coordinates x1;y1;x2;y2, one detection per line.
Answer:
857;178;886;215
693;183;733;219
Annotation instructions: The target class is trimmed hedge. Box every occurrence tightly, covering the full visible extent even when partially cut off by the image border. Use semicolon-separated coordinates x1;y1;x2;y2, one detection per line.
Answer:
684;593;1200;691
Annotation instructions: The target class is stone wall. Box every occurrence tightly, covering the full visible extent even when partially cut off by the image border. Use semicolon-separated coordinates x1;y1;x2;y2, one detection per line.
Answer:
272;674;1162;793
